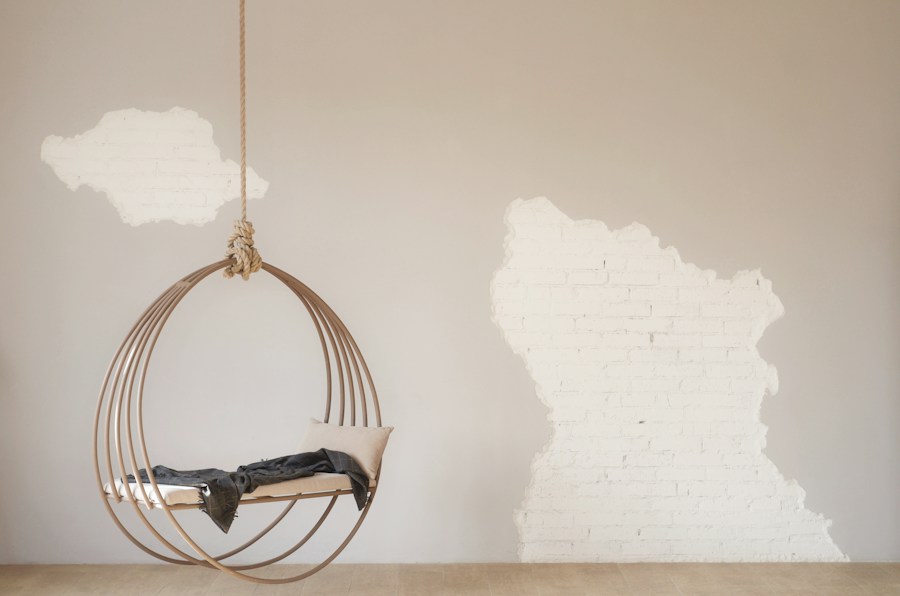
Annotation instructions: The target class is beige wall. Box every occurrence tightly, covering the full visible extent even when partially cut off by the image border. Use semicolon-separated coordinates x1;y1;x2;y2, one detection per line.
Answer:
0;0;898;562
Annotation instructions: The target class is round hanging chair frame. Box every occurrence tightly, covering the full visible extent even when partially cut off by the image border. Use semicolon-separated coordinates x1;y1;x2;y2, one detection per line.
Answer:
92;259;383;584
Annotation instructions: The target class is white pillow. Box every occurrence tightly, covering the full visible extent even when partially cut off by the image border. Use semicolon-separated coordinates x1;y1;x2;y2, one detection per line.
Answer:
299;419;393;480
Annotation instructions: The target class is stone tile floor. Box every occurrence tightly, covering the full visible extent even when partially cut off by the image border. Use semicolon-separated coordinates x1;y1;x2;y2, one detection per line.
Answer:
1;563;898;595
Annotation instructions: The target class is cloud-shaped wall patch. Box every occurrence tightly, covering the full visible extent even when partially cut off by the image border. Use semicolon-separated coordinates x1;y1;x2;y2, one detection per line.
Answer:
41;107;268;226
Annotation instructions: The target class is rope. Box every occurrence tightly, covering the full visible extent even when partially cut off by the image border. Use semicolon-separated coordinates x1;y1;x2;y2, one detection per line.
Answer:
225;0;262;280
224;220;262;280
239;0;247;221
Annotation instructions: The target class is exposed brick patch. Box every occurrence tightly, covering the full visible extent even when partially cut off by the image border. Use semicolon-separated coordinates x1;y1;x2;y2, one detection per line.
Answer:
491;197;845;562
41;107;268;226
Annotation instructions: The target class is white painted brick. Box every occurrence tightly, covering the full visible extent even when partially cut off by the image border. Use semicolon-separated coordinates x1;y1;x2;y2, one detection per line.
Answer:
504;331;550;348
605;467;657;482
563;224;610;243
631;378;680;392
678;286;729;302
624;511;675;525
523;511;575;528
577;318;670;333
515;223;563;241
630;287;678;302
672;452;723;467
549;287;576;302
531;526;589;541
698;496;753;512
727;349;757;362
653;334;703;348
702;335;747;348
605;363;655;377
659;272;710;287
549;496;579;510
587;526;642;541
624;453;674;468
575;287;629;302
509;238;550;256
729;288;767;303
725;320;755;334
681;378;732;392
155;129;202;144
589;437;651;452
705;363;754;378
655;468;706;482
628;348;678;362
620;393;658;407
621;540;672;556
523;316;575;332
701;303;751;318
701;437;741;451
666;393;713;407
577;452;627;468
672;319;725;334
514;270;567;285
731;378;766;392
506;204;538;223
679;482;726;497
601;333;651;347
603;256;628;270
493;315;523;330
651;302;700;317
566;270;606;285
602;303;652;317
626;257;676;273
651;437;702;452
493;199;844;563
621;481;677;496
620;422;681;437
581;510;626;525
609;271;659;286
723;452;758;465
528;541;573;557
552;301;602;315
172;145;221;160
577;348;628;362
547;408;587;422
656;363;703;377
108;159;156;174
551;333;605;347
492;301;530;316
683;406;741;422
727;483;777;498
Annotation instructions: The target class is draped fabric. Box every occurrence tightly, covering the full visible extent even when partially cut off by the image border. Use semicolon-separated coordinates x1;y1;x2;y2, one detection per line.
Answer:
132;448;369;532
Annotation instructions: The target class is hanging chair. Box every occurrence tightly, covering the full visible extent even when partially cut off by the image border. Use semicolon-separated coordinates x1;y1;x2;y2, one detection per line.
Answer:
93;259;383;584
92;1;384;583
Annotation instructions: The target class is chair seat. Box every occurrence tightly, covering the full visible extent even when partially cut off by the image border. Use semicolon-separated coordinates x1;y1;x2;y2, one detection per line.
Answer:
104;473;375;508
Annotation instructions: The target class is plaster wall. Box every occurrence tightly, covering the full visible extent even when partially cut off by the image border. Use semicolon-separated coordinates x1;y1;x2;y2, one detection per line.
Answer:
0;0;898;563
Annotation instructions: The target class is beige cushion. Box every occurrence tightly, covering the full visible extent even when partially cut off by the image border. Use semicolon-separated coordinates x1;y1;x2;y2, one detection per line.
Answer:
298;418;393;480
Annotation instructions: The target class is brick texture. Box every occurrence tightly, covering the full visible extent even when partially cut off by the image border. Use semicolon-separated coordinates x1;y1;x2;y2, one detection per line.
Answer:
41;107;268;226
491;197;845;562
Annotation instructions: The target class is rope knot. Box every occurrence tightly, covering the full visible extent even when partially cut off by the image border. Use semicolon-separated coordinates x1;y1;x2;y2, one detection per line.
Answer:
224;219;262;280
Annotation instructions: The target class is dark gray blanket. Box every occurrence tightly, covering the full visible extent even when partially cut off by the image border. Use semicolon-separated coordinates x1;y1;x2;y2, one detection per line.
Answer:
130;448;369;533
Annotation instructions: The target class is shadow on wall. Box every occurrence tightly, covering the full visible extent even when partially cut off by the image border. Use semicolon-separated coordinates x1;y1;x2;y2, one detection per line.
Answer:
490;197;845;563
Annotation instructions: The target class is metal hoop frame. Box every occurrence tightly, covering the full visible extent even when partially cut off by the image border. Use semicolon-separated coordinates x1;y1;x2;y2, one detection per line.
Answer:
92;260;383;584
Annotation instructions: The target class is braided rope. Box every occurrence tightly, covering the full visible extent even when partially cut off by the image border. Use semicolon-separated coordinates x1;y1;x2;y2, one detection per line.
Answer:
224;0;262;280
